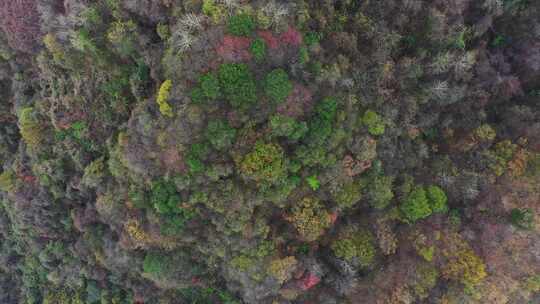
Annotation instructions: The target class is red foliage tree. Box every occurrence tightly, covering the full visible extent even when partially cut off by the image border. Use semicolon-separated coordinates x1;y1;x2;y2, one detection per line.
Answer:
257;30;280;49
297;272;321;291
0;0;42;53
216;35;252;62
280;26;303;46
277;84;314;118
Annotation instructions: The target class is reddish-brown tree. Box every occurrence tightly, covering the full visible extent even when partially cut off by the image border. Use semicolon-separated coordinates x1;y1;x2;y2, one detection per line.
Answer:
0;0;42;52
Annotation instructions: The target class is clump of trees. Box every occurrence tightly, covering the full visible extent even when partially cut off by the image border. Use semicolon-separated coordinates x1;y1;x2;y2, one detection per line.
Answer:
400;185;448;223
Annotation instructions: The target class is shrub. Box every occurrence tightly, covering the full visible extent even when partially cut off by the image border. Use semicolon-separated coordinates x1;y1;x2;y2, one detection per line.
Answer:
239;142;287;185
304;32;322;46
250;38;266;62
306;175;320;191
525;152;540;177
494;140;517;160
19;107;45;149
367;175;394;210
128;187;149;210
190;87;205;104
288;197;332;242
267;256;297;284
331;229;376;267
510;208;534;230
179;287;239;304
269;114;308;141
157;80;174;117
156;22;170;40
524;274;540;293
361;110;385;136
82;158;105;188
264;69;293;103
202;0;225;23
43;34;65;63
228;14;255;36
187;156;205;174
315;97;338;121
485;140;518;176
107;20;137;57
205;120;236;151
333;182;362;209
199;72;221;100
231;255;255;272
71;28;98;54
412;264;439;300
417;245;435;262
473;124;496;142
299;46;309;64
43;288;84;304
0;170;15;193
81;6;102;28
218;63;257;108
143;252;170;275
426;185;448;213
400;186;432;223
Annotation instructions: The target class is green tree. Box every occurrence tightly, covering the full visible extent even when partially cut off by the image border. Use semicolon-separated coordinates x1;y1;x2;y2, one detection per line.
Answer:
186;143;210;174
333;182;362;209
250;38;266;62
331;229;376;267
205;120;236;151
150;179;180;214
367;175;394;210
143;252;170;275
400;186;432;223
228;14;255;36
264;69;293;103
361;110;385;136
218;63;257;108
239;142;287;185
269;114;308;141
199;72;221;100
426;185;448;213
305;97;338;146
510;208;534;230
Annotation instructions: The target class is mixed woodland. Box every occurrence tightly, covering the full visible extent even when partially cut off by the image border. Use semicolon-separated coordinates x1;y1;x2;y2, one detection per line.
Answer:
0;0;539;303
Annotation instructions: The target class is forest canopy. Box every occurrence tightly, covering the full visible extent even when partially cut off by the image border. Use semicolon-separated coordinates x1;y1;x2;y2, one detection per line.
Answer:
0;0;539;303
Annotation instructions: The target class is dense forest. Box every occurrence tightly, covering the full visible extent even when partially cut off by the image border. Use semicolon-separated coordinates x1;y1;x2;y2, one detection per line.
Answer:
0;0;539;303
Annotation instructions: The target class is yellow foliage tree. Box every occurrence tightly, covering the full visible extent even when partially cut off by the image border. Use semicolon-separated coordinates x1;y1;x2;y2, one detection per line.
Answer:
19;107;45;149
267;256;297;284
157;80;174;117
288;197;332;242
